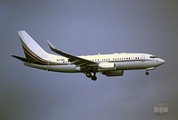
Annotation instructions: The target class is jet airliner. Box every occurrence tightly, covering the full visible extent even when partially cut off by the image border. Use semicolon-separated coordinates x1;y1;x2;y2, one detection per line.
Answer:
12;31;165;81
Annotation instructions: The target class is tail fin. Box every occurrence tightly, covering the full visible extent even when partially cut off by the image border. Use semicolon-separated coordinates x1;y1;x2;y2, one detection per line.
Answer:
13;30;49;64
18;30;48;58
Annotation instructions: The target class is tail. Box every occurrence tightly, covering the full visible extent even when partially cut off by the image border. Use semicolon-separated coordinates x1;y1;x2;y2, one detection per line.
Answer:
12;30;49;64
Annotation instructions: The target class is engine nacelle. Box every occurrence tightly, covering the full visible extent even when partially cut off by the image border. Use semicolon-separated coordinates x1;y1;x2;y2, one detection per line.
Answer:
102;70;124;77
98;62;116;71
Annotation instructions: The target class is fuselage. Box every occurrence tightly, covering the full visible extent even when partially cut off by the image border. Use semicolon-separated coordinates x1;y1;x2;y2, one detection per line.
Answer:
24;52;165;73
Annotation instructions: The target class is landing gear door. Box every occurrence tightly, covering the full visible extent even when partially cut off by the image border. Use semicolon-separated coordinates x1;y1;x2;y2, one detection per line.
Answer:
140;55;145;63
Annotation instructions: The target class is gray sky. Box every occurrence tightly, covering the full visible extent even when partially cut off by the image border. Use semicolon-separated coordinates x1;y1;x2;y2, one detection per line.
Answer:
1;0;178;120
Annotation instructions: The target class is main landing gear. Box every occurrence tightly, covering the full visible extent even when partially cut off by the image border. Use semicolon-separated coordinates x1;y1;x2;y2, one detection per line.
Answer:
86;72;97;81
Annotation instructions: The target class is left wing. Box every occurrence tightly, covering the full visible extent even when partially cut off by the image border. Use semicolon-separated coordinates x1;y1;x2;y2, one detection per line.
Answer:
47;40;97;71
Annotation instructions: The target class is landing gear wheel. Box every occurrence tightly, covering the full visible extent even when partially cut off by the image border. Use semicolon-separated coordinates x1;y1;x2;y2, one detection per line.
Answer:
91;76;97;81
145;71;149;75
86;72;91;78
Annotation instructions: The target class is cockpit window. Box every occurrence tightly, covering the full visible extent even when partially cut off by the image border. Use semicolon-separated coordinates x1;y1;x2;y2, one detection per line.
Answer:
150;55;157;58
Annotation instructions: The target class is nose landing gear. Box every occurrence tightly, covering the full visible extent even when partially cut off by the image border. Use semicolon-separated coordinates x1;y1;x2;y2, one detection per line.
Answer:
145;71;149;75
145;67;155;75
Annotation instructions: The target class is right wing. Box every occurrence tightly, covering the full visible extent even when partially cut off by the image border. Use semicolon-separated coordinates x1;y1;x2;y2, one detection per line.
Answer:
47;40;97;71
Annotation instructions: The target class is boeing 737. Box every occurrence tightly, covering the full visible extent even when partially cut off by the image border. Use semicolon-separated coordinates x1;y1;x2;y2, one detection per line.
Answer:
12;31;165;81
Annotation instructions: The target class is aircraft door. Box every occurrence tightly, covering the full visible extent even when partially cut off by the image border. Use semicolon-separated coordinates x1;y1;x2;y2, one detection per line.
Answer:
140;55;145;62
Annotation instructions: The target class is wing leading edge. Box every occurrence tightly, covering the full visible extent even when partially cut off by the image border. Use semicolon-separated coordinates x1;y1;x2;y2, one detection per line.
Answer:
47;40;97;71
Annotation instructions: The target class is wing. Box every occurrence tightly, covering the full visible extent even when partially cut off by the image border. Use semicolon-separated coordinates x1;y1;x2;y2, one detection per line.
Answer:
47;40;97;71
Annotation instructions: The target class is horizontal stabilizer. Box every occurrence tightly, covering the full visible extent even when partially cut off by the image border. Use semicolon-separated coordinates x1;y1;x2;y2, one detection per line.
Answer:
11;55;37;63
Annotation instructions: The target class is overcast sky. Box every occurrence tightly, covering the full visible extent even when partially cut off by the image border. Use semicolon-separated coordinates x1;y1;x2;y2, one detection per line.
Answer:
1;0;178;120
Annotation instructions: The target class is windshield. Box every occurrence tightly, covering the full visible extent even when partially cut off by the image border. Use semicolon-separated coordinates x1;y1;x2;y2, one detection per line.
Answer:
150;55;157;58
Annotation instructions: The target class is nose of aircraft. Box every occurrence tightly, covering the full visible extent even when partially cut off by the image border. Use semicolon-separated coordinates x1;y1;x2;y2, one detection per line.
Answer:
157;58;165;65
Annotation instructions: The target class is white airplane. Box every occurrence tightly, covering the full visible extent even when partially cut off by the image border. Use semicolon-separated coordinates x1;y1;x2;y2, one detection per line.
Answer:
12;31;165;81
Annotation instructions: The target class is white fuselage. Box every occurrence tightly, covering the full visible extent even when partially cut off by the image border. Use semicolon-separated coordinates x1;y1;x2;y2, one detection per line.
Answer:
24;53;164;73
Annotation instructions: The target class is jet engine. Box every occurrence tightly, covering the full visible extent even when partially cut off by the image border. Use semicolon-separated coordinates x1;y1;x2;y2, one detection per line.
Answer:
98;62;116;71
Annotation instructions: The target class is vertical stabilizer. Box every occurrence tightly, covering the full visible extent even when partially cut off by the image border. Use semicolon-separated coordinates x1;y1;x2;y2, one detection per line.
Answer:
18;30;49;63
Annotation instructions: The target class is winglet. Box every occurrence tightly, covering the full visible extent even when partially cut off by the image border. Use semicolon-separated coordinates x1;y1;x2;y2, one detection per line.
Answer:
47;40;61;53
47;40;55;50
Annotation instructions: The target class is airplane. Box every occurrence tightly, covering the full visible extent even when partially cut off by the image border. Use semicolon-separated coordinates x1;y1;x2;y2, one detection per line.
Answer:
12;30;165;81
